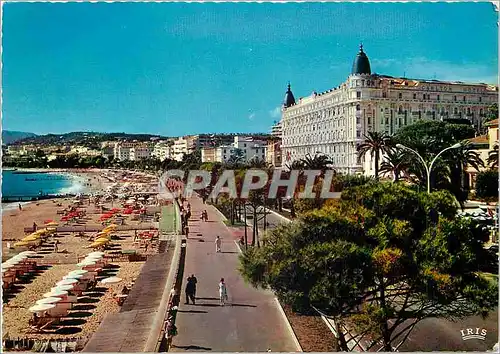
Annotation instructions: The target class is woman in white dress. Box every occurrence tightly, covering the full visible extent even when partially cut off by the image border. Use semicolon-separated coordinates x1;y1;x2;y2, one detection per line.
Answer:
219;278;228;306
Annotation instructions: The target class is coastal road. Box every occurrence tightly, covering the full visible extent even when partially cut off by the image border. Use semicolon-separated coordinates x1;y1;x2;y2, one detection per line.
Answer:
170;197;299;352
248;206;498;352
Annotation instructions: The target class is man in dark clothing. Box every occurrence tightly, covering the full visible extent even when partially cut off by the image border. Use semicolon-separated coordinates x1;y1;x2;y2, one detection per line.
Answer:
188;274;197;298
185;277;196;305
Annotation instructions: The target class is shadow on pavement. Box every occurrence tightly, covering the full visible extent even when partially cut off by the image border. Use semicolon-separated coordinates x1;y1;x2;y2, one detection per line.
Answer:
178;310;208;314
172;345;212;350
220;251;239;254
231;303;257;308
196;297;218;300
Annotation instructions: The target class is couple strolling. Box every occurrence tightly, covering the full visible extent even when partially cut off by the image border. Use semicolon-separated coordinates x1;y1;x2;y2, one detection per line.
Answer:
184;276;228;306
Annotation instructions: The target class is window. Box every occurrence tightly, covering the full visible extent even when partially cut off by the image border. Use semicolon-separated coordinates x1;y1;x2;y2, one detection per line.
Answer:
479;97;482;103
463;96;466;102
385;117;389;125
356;104;361;111
244;144;247;147
357;91;361;99
480;108;484;115
356;117;361;124
413;93;417;99
398;93;402;99
356;130;361;138
368;117;371;124
382;92;387;98
437;95;440;101
454;96;457;101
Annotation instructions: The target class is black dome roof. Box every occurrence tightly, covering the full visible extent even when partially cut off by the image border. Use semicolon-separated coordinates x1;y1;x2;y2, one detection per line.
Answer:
351;44;371;75
283;83;296;108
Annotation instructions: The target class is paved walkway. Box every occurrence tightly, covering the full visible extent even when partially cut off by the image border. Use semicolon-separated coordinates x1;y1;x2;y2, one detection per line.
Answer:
170;197;298;352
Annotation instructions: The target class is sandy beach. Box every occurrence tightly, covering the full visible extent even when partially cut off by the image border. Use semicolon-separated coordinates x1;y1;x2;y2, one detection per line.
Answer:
2;169;160;349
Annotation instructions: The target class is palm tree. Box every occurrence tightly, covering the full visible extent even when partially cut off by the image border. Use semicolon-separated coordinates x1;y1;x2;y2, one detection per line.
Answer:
299;152;333;172
379;148;408;182
445;141;485;208
488;144;498;169
357;132;392;180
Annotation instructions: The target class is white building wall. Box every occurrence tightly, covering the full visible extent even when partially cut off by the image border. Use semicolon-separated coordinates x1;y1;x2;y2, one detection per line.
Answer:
282;74;498;175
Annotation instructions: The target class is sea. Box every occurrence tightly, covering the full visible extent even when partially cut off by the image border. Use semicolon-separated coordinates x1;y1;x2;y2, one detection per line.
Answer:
1;170;87;212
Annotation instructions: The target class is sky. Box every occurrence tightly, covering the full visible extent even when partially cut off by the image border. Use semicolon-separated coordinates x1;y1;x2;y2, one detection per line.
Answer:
2;2;498;137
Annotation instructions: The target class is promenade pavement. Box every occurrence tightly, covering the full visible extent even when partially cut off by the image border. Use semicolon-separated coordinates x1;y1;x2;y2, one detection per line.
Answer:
170;197;299;352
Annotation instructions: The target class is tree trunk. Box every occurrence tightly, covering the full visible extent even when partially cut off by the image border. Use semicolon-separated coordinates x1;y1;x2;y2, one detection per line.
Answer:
374;150;380;181
379;277;392;351
251;207;256;246
243;205;248;250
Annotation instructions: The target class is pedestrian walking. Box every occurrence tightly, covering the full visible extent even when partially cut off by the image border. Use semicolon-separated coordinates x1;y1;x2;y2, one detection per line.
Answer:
185;226;189;238
188;274;197;298
204;210;209;222
18;203;22;211
219;278;228;306
215;236;222;253
33;222;37;231
185;277;196;305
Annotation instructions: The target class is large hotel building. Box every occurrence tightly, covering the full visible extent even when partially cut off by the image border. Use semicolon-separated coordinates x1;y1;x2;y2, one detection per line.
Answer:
280;45;498;174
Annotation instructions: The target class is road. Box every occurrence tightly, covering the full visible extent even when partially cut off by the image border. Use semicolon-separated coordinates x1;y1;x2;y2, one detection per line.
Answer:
170;198;299;352
246;206;498;352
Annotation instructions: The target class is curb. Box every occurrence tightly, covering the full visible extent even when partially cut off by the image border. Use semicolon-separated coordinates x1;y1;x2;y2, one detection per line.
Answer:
233;241;303;352
275;298;303;352
267;208;292;223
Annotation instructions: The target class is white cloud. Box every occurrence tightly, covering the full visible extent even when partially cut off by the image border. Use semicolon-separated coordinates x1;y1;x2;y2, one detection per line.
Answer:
372;57;497;85
269;106;281;118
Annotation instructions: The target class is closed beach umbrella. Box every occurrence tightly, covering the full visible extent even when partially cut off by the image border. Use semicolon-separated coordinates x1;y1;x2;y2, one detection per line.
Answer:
46;222;58;227
29;303;55;312
14;241;29;247
63;273;84;280
2;263;17;269
34;229;48;235
68;269;88;276
101;276;122;284
56;278;78;286
52;284;74;291
22;236;39;242
43;289;68;298
37;297;62;305
95;231;110;237
88;242;104;249
77;260;96;266
88;252;105;257
95;237;110;243
19;251;37;256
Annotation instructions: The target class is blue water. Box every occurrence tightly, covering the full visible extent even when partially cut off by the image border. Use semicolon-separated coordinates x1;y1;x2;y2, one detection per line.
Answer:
2;170;84;199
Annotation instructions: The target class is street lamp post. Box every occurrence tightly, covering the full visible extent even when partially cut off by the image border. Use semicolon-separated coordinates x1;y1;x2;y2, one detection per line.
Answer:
396;142;462;193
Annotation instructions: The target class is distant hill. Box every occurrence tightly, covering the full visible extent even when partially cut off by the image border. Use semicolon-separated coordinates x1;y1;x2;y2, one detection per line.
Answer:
2;131;37;145
11;131;170;147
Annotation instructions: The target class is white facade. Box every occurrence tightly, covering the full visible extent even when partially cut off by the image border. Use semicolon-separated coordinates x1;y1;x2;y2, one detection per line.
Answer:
281;46;498;174
201;136;268;163
173;137;188;161
152;142;172;161
130;144;153;161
